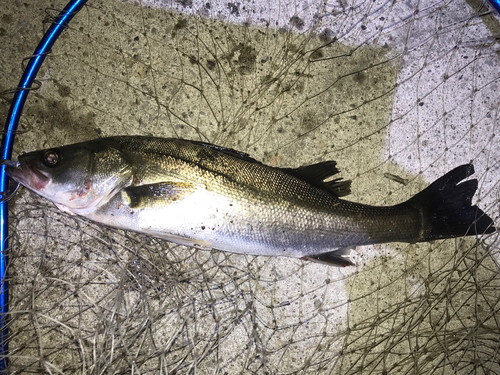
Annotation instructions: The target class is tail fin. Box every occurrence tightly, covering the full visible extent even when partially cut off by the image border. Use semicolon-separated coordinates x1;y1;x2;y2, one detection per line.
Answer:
407;164;495;241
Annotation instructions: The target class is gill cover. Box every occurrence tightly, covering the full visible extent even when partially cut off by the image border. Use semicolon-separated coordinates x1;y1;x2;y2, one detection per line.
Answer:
7;140;135;212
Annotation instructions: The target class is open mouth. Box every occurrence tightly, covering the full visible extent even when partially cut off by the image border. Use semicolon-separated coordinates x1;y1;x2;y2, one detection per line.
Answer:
3;159;50;191
1;160;21;169
3;159;27;184
1;160;22;202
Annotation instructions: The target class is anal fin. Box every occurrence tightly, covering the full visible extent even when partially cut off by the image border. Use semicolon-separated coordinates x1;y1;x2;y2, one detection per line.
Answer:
301;247;355;267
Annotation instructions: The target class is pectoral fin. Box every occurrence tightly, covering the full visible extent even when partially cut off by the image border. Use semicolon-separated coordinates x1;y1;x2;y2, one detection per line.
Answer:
122;182;196;209
302;247;355;267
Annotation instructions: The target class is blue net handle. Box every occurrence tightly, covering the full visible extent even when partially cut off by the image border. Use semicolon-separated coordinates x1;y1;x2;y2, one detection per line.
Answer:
0;1;87;372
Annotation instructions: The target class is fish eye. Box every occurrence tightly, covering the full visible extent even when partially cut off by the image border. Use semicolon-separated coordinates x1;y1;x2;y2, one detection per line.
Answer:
43;149;60;167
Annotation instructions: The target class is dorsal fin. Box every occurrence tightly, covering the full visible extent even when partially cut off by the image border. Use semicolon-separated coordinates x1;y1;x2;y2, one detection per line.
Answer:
280;161;351;197
189;140;263;164
189;141;351;197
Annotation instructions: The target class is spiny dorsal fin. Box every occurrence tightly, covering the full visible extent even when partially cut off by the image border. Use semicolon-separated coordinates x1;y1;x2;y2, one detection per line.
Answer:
190;140;351;197
280;161;351;197
189;140;263;164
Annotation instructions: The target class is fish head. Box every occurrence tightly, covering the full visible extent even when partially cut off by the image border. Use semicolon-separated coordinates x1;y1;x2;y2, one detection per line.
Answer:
6;140;134;212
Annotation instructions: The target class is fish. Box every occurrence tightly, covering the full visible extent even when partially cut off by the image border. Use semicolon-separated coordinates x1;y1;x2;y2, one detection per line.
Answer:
3;136;496;266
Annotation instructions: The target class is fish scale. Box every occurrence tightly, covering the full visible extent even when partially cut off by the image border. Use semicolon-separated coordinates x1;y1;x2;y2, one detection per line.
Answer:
4;136;495;266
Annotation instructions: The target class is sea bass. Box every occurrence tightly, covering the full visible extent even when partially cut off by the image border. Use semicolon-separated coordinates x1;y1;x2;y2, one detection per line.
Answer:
4;136;496;266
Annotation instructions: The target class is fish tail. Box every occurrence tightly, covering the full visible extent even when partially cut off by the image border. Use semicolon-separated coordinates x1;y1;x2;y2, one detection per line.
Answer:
407;164;495;241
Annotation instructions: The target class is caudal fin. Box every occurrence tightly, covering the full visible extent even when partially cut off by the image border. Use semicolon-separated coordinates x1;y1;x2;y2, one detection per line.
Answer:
407;164;495;241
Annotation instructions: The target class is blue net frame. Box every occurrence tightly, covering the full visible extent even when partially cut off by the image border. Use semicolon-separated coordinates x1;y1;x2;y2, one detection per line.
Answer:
0;1;87;371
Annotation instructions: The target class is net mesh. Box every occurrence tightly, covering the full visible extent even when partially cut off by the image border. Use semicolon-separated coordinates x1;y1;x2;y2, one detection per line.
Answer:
0;0;499;373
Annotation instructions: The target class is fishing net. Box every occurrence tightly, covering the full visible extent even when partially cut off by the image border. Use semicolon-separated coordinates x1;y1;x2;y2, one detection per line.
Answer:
0;0;499;373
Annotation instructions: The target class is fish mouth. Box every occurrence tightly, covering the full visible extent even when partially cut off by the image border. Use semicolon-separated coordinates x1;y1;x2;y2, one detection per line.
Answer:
4;159;50;191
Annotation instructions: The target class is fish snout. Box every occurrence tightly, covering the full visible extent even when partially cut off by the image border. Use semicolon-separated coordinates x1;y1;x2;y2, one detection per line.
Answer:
0;159;23;202
1;159;21;170
3;158;50;191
